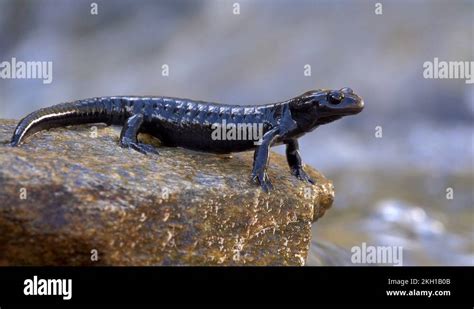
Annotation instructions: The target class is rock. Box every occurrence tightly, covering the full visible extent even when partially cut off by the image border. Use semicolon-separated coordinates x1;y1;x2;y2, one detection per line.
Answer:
0;119;334;266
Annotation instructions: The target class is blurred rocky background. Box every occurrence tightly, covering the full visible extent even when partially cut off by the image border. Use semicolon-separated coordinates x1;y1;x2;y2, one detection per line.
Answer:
0;0;472;265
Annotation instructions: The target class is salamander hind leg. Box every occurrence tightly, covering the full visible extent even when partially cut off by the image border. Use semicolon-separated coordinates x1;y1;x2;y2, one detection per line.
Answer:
119;114;159;155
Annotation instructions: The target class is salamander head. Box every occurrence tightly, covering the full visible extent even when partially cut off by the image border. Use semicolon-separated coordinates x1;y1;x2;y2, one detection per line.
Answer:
290;87;364;128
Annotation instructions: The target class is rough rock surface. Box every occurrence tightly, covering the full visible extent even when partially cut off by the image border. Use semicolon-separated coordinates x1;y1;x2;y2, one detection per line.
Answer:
0;119;334;266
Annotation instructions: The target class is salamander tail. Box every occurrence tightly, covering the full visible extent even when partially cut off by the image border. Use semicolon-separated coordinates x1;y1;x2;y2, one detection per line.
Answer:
10;97;125;146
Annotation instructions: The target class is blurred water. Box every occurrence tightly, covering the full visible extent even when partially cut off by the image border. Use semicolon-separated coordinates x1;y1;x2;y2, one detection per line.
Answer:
309;174;473;266
0;0;472;265
309;198;473;266
307;241;352;266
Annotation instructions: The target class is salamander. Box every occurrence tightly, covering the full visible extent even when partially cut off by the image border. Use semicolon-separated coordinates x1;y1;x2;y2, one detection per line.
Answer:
10;88;364;191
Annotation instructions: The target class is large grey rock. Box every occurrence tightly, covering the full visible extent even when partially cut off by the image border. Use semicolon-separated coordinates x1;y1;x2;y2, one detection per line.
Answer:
0;119;334;265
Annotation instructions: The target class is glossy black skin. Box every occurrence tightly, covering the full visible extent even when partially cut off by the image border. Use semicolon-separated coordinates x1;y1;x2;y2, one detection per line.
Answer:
11;88;364;191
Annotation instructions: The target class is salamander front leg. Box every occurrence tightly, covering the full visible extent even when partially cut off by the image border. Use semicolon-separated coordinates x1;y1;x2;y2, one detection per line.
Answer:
251;128;279;192
285;139;314;184
119;114;159;155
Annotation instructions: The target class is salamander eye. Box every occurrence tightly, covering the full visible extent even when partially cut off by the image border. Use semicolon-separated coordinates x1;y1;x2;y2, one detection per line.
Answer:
341;87;353;94
328;91;344;105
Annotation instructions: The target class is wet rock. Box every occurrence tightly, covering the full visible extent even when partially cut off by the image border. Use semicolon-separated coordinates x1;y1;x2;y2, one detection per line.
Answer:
0;119;334;266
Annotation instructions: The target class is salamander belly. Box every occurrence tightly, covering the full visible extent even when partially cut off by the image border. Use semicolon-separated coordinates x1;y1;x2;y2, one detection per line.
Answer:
144;120;264;154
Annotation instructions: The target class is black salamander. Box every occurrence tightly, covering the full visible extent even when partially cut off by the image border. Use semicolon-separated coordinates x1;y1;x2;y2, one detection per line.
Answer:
10;88;364;191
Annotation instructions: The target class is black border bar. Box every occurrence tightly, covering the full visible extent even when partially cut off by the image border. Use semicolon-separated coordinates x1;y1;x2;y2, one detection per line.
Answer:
0;266;472;305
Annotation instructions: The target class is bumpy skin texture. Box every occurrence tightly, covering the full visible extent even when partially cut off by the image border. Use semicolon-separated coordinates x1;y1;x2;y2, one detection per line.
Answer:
10;88;364;191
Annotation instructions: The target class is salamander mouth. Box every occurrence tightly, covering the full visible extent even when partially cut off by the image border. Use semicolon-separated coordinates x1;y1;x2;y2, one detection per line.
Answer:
316;115;343;125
